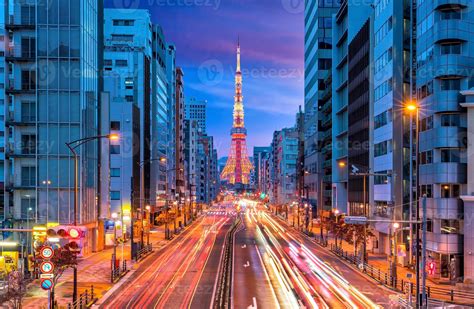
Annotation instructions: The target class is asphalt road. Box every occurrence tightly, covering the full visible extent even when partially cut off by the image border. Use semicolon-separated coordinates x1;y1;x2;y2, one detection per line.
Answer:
232;213;280;309
100;214;232;308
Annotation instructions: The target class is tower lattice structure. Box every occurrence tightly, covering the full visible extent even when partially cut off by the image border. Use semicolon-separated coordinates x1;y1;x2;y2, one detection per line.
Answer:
221;41;253;185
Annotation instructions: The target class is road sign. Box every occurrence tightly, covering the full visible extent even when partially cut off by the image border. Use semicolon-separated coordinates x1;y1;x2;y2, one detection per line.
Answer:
40;273;54;279
343;216;368;225
40;278;54;290
40;261;54;273
40;246;54;259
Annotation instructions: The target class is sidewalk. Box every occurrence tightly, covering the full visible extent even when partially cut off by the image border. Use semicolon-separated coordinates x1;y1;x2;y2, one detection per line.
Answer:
274;209;474;305
20;223;172;308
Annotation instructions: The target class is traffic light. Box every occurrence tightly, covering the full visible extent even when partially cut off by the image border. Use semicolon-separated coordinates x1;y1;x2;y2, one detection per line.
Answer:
45;226;86;255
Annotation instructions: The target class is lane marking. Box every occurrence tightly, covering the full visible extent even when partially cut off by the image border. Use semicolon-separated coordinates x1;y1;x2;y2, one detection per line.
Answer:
247;297;257;309
243;261;250;268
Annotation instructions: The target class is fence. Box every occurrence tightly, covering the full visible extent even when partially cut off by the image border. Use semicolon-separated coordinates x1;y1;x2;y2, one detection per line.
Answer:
67;285;97;309
330;244;474;306
111;259;128;283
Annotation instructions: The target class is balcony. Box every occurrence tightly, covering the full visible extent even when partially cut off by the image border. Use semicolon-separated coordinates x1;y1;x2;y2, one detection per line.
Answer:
5;80;36;95
430;54;474;79
5;111;36;127
434;0;469;10
420;90;463;113
426;232;463;254
419;162;467;184
425;198;462;220
5;47;36;63
433;19;470;44
420;126;467;151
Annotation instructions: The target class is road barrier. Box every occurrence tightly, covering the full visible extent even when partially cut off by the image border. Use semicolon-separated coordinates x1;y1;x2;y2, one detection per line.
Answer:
213;218;241;309
330;244;474;306
110;259;128;283
67;285;97;309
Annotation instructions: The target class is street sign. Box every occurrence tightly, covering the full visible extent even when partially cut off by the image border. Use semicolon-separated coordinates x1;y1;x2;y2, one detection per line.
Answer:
40;246;54;259
40;261;54;273
343;216;368;225
40;273;54;279
40;278;54;290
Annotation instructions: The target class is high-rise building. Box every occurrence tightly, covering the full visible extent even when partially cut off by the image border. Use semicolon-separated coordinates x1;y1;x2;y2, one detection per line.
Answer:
184;119;198;202
3;0;103;253
103;9;157;234
166;44;177;202
151;25;170;212
221;42;253;185
270;128;298;205
253;146;271;193
175;67;186;204
185;98;207;134
417;0;473;281
304;0;340;215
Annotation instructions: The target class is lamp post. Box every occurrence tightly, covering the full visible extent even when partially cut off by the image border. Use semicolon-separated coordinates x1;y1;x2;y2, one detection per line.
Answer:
111;212;118;271
406;101;421;307
145;205;151;246
65;133;119;303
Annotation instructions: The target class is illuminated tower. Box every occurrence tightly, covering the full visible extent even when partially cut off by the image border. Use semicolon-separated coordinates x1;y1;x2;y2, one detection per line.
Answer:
221;40;253;185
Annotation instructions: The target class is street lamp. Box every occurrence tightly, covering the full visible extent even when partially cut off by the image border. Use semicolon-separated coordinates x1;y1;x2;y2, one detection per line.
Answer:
405;101;421;307
145;205;151;246
65;133;119;303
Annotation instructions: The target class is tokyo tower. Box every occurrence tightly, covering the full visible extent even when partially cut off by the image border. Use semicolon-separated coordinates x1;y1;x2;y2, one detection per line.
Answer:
221;40;253;185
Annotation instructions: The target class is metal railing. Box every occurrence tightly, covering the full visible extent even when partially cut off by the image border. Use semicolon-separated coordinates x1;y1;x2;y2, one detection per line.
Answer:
67;285;97;309
135;243;153;262
213;218;241;309
330;244;474;306
111;259;128;283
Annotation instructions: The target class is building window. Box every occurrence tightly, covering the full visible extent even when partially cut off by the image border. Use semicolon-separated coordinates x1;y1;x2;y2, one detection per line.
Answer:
21;197;36;219
115;60;128;67
420;150;433;165
420;184;433;198
441;149;461;163
21;70;36;90
125;77;134;89
104;59;112;66
427;219;433;232
110;145;120;154
21;166;36;187
417;12;433;36
21;101;36;122
375;48;392;74
318;59;332;70
375;17;392;45
420;116;433;132
111;34;134;42
440;219;460;234
110;121;120;131
110;191;121;200
110;168;120;177
125;95;134;102
440;79;461;91
374;140;390;157
440;9;461;20
375;78;393;101
113;19;135;26
374;171;389;185
21;135;36;154
374;109;392;129
441;184;460;198
417;81;433;100
441;42;461;55
440;114;460;127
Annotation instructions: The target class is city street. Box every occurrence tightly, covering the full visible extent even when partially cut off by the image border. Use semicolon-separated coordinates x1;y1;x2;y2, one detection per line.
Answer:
98;211;233;308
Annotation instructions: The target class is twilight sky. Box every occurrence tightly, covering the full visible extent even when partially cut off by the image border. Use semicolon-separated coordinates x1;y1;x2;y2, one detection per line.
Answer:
105;0;304;157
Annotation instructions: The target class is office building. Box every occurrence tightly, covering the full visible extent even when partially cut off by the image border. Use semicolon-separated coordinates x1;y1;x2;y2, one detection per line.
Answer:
304;0;340;215
3;0;103;253
185;98;207;134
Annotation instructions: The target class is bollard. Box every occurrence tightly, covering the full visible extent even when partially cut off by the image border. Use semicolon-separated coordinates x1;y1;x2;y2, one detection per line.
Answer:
378;269;381;280
450;289;454;301
401;280;404;292
85;289;89;304
385;273;388;284
427;286;430;297
91;285;94;299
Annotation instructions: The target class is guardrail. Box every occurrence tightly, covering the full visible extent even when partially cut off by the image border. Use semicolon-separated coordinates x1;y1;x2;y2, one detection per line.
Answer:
330;244;474;306
111;259;128;283
67;285;97;309
213;218;241;309
135;243;153;262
